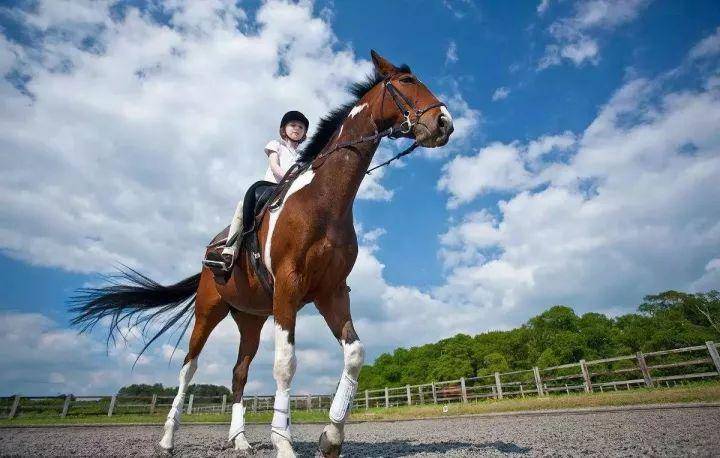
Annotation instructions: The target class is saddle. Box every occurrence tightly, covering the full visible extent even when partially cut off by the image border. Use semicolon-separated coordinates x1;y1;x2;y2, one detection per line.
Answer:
205;162;309;291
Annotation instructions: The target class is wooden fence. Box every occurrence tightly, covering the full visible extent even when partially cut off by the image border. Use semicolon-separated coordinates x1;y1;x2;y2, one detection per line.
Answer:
355;341;720;409
2;341;719;419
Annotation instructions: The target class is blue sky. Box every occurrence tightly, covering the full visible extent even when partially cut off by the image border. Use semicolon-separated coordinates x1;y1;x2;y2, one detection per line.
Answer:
1;0;719;396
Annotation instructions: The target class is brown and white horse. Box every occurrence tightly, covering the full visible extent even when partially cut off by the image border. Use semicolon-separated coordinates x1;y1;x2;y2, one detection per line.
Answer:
70;51;453;457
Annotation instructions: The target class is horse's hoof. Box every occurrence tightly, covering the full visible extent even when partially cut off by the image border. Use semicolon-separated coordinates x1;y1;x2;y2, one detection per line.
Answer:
154;444;174;456
236;447;255;456
317;431;342;458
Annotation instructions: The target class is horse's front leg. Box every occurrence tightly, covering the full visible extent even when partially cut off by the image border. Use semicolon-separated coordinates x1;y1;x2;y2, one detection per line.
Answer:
270;275;301;458
315;283;365;458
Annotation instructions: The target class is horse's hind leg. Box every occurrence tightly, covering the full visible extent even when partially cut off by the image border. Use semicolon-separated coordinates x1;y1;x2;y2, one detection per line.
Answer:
158;273;229;452
315;282;364;458
227;309;267;452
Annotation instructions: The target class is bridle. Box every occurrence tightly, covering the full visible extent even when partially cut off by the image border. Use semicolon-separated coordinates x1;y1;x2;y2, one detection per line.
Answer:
311;74;447;174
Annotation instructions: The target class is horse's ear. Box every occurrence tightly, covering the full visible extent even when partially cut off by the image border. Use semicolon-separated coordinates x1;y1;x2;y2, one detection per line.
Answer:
371;50;398;77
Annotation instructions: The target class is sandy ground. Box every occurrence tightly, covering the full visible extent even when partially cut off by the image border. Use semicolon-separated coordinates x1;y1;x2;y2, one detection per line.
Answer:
1;405;719;457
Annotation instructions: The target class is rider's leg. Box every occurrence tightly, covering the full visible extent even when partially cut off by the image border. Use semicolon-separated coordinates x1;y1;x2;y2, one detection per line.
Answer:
222;199;244;260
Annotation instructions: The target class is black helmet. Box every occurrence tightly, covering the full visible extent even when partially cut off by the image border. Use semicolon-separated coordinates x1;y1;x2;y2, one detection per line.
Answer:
280;110;309;130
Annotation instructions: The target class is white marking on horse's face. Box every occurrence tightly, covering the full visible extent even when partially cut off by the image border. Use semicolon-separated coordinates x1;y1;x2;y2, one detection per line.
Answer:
264;168;315;276
338;124;344;138
440;105;453;123
349;103;368;118
273;322;296;391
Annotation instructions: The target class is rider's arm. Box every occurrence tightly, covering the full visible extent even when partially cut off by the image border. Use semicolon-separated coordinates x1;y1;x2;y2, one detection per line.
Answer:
266;150;285;182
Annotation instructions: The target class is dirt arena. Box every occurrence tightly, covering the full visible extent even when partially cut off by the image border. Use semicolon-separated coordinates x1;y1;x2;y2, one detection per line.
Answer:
1;404;718;457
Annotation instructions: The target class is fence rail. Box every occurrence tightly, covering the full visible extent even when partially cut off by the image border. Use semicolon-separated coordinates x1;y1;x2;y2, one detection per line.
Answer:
2;341;719;419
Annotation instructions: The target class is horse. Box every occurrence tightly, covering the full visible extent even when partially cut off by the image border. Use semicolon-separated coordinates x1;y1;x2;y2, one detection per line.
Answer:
70;50;454;457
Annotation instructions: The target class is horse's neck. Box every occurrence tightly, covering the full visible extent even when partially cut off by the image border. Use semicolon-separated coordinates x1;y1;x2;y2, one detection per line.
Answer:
314;113;380;217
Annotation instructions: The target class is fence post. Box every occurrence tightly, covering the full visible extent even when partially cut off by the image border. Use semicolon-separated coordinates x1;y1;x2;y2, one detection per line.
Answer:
460;377;468;403
9;395;20;419
519;384;525;398
150;393;158;414
580;360;593;393
220;394;226;414
365;390;369;410
60;394;71;418
431;382;437;404
533;367;544;396
406;385;412;406
636;351;653;387
187;394;194;414
108;395;117;417
706;341;720;373
384;387;389;408
306;394;312;411
419;386;424;404
252;396;257;413
494;372;503;400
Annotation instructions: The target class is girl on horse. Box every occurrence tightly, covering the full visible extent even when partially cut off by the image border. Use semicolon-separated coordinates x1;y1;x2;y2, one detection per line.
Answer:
204;110;309;271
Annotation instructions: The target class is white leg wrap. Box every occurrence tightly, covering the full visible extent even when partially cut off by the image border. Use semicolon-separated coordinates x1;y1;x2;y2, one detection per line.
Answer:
271;389;291;441
158;359;197;450
228;402;246;441
329;370;358;423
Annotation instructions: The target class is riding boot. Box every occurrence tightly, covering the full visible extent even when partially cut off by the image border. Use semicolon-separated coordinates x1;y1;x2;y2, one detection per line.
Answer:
203;200;242;273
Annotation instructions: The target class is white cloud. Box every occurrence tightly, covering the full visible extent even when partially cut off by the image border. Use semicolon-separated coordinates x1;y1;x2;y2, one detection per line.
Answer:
537;0;551;15
445;40;459;65
539;0;650;69
526;131;576;160
491;86;510;101
689;26;720;61
559;37;599;65
438;131;576;207
0;0;387;281
442;0;479;20
438;142;535;208
438;64;720;319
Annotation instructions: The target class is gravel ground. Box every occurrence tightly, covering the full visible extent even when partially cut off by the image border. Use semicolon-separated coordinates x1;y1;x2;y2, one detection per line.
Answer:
1;405;719;457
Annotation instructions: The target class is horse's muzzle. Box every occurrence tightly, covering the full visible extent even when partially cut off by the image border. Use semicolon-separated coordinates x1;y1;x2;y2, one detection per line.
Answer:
415;110;454;147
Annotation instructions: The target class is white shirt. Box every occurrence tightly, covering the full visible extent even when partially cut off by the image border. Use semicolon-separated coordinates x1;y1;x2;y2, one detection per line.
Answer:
263;138;298;183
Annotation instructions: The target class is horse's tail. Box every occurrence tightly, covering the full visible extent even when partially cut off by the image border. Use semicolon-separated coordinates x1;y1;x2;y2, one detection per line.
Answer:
69;266;201;362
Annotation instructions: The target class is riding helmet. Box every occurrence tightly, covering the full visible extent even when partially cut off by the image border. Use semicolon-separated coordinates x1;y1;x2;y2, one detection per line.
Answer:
280;110;309;130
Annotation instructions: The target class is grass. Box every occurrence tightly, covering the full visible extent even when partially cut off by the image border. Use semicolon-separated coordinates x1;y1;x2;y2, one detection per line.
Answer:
2;382;719;427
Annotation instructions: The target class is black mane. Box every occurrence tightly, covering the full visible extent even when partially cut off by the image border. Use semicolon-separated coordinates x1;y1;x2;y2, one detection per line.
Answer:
298;64;411;163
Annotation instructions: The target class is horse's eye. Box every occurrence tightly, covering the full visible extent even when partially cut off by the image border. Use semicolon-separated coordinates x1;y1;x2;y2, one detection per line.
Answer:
399;76;415;84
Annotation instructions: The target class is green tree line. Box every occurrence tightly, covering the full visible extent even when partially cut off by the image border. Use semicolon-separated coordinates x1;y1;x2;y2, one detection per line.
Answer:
357;290;720;391
118;383;230;397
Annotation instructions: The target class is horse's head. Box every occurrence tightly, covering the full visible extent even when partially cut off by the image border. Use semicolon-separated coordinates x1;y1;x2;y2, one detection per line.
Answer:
369;50;454;148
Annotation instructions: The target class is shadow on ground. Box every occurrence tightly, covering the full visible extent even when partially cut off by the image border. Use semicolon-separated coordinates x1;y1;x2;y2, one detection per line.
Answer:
248;439;532;457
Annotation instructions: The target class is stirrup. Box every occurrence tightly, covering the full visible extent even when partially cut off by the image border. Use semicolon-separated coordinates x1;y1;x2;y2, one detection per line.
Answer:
203;251;233;272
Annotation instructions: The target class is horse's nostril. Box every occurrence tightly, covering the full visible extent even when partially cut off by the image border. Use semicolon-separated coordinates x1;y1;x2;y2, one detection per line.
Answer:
438;115;446;128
